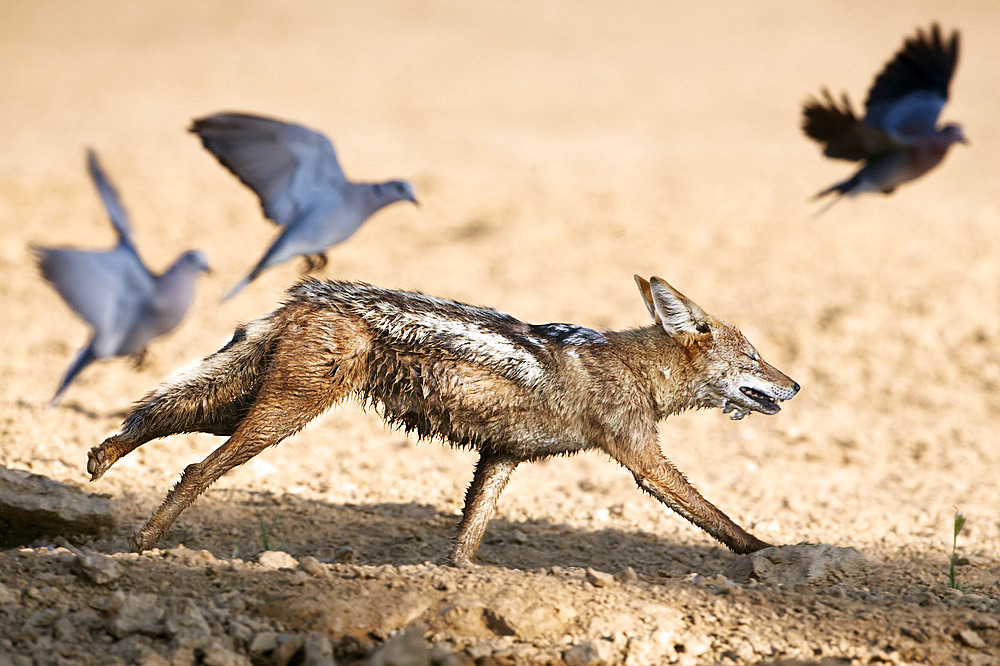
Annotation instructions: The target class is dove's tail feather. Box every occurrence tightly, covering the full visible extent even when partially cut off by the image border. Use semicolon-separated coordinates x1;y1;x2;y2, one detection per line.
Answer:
50;345;97;406
221;256;273;302
221;275;253;303
88;313;287;481
811;190;846;217
810;171;863;216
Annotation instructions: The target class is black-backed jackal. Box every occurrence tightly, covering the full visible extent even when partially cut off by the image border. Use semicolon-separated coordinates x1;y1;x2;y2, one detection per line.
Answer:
89;275;799;564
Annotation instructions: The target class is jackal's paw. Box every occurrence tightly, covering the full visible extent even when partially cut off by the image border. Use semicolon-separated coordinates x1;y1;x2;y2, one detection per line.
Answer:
447;553;476;569
86;444;114;482
128;527;159;554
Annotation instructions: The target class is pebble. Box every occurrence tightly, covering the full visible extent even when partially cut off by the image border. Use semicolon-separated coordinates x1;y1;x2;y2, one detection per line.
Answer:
585;568;614;588
334;546;357;563
969;615;999;630
248;632;280;656
258;550;298;569
299;555;328;578
614;566;638;584
73;553;122;584
0;582;22;604
956;629;986;649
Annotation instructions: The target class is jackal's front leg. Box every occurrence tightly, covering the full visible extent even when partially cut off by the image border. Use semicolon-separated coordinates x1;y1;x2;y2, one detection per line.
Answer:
449;454;519;567
618;447;770;554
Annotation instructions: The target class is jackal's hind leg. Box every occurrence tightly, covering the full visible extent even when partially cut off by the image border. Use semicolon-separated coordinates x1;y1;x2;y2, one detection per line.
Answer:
449;454;519;567
618;448;770;554
129;348;348;552
87;396;253;483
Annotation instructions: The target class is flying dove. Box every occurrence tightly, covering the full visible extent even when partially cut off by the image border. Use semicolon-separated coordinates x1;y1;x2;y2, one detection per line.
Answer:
33;150;211;405
802;24;966;206
189;112;418;302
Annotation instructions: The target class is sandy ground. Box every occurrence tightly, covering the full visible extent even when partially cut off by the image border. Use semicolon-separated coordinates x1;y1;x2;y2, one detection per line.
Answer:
1;1;999;663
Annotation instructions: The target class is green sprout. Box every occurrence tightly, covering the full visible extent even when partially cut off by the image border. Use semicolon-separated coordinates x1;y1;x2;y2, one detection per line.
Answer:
947;510;967;592
258;514;282;552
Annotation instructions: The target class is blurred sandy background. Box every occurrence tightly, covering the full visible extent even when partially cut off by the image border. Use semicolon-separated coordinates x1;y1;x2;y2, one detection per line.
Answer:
1;1;999;661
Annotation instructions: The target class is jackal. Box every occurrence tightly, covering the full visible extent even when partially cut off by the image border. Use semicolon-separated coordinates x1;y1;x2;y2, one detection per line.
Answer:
88;275;799;563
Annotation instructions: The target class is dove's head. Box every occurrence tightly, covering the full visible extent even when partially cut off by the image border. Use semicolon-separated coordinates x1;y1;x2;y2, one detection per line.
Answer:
177;250;212;275
941;123;969;146
381;180;418;207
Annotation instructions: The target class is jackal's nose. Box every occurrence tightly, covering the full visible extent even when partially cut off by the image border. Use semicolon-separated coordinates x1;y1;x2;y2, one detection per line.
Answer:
790;381;801;396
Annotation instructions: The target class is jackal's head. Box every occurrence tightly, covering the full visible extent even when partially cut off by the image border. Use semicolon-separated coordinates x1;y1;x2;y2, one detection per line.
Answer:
635;275;799;420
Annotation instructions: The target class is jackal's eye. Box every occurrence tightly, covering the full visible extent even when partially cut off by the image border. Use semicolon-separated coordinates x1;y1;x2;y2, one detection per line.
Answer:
743;349;760;362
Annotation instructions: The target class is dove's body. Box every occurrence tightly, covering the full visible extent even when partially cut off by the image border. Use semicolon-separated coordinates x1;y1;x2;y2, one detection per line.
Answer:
190;113;417;302
34;151;210;405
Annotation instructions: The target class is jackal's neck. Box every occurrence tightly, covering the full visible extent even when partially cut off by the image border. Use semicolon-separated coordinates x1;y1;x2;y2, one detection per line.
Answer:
605;325;707;419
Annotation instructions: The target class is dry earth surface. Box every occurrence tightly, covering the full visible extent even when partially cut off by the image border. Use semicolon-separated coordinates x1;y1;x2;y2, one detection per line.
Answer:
1;1;999;664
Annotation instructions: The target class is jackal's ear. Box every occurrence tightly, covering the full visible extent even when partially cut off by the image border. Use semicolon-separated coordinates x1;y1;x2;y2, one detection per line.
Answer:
634;275;657;320
644;276;710;336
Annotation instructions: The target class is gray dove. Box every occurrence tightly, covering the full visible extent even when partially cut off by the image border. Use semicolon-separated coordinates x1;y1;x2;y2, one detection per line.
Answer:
189;113;418;302
33;150;211;406
802;24;967;206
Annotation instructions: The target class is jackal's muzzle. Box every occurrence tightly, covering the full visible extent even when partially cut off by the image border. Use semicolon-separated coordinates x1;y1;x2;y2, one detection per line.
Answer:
724;379;799;419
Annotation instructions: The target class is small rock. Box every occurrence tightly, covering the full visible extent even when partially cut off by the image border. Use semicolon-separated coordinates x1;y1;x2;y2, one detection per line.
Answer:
167;646;195;666
435;601;492;638
368;626;432;666
956;629;986;649
165;545;217;566
0;582;22;604
109;635;164;664
299;556;327;578
53;616;80;642
681;635;711;657
139;650;172;666
334;546;357;563
74;553;122;584
164;599;212;646
614;567;638;584
969;614;999;630
201;641;251;666
248;631;279;656
625;628;677;665
465;641;493;660
258;550;298;569
509;529;530;544
563;640;613;666
302;631;335;666
275;634;306;665
227;618;255;644
585;568;614;588
723;544;868;588
109;592;165;637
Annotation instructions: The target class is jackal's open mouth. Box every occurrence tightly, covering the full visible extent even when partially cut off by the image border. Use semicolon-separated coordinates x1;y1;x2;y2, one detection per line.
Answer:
740;386;781;414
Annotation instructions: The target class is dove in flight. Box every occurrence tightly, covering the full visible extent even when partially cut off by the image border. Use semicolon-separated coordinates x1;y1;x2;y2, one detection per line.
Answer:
189;112;418;302
33;150;211;405
802;24;967;207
